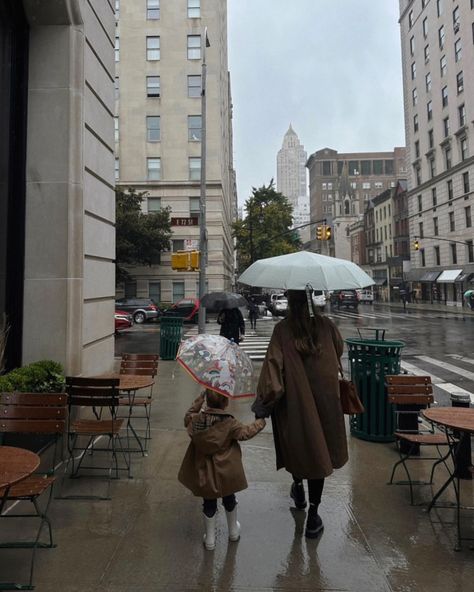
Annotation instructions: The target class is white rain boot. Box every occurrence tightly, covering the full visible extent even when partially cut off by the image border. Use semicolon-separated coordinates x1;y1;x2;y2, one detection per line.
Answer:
203;513;216;550
225;508;241;542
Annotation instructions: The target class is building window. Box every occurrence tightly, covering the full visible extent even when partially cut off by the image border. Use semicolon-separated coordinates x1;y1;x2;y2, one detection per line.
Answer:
458;104;466;127
114;117;119;142
425;72;432;92
466;206;472;228
172;281;185;303
449;211;455;232
460;137;468;161
172;240;185;252
417;194;422;212
189;157;201;180
415;166;422;186
441;86;448;107
437;0;443;17
413;114;419;133
419;221;424;239
438;25;445;48
411;62;416;80
188;0;200;18
124;281;137;298
187;35;201;59
114;77;119;100
147;36;160;60
409;10;414;28
447;179;453;201
454;39;462;62
149;281;161;303
427;100;433;120
147;76;160;97
443;116;450;137
146;116;160;142
421;249;426;267
463;171;470;194
373;161;384;175
456;71;464;94
189;196;200;222
323;161;332;175
147;157;161;180
467;241;474;263
147;0;160;19
424;44;430;63
115;157;119;181
429;156;436;178
115;36;119;62
444;147;452;170
432;187;437;207
410;36;415;56
415;140;420;158
440;55;447;77
433;217;439;236
434;246;440;266
423;17;428;38
188;75;201;97
428;129;434;148
148;197;161;212
451;243;457;264
453;6;460;31
115;0;120;18
188;115;202;141
361;160;371;175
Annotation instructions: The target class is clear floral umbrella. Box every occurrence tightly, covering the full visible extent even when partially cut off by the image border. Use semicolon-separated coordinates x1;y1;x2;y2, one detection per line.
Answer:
176;334;254;399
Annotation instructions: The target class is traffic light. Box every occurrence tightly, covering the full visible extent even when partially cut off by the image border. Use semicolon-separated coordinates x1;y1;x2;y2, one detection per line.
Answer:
316;226;323;240
324;225;332;241
171;250;200;271
413;239;420;251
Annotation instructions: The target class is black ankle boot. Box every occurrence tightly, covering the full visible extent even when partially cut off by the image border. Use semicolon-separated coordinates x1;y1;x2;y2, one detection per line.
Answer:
290;481;307;510
305;505;324;538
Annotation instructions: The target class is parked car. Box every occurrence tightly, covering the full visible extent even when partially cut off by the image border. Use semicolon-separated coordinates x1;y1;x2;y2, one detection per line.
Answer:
114;298;160;324
330;290;359;309
268;292;285;314
114;310;133;332
272;294;288;317
357;289;374;304
160;298;200;323
312;290;327;311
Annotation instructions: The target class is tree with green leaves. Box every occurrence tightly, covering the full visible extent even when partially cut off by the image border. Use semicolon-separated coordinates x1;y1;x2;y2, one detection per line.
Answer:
116;187;172;284
232;181;301;274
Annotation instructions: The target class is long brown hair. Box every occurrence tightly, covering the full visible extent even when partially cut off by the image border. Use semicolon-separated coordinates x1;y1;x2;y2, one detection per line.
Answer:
287;290;321;355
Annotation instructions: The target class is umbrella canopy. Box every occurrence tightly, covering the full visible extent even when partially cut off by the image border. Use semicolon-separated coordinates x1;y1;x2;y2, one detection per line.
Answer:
238;251;375;291
463;289;474;298
201;291;247;311
176;334;254;399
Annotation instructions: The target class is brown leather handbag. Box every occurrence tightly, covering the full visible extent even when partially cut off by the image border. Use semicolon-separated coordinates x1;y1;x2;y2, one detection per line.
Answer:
338;362;364;415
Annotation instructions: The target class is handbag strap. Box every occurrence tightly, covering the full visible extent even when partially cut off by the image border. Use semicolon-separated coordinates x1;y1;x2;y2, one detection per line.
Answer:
337;360;345;379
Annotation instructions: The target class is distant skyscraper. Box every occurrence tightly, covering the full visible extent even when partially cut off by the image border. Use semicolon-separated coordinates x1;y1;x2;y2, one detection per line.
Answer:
277;125;307;207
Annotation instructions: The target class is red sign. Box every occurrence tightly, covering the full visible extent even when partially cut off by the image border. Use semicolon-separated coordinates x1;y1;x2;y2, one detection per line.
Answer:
171;217;198;226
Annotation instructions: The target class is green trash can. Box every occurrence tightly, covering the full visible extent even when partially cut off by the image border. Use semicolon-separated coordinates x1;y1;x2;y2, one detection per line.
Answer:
159;317;184;360
345;328;405;442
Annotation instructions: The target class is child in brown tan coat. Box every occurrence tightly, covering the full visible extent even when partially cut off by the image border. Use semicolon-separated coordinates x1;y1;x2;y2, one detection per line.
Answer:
178;389;266;550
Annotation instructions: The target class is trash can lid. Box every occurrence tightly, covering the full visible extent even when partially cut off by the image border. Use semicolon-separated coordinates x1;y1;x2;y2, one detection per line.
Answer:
450;392;471;403
345;338;406;348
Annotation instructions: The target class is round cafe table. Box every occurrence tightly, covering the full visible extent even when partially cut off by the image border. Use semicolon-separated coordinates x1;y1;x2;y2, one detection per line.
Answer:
0;446;40;509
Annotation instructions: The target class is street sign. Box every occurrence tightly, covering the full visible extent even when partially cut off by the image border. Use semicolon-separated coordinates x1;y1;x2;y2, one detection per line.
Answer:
171;217;198;226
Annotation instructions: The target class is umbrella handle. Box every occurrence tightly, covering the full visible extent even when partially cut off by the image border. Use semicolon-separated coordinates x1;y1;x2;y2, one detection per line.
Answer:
305;284;314;318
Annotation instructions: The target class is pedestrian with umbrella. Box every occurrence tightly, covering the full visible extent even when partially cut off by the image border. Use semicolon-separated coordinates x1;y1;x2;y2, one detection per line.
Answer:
176;334;266;550
200;291;247;343
239;251;374;539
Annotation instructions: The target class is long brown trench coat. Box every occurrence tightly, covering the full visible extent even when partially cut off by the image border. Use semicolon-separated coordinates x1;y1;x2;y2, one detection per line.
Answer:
253;315;348;479
178;394;266;498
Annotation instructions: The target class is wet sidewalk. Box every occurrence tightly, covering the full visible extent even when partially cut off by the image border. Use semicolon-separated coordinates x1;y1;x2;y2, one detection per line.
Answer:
2;361;473;591
387;300;474;316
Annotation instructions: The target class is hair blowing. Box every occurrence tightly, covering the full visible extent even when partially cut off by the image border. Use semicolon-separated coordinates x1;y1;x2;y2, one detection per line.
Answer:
287;290;321;356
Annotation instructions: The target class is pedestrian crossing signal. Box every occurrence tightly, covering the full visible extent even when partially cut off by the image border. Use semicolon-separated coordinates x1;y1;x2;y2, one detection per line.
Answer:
414;239;420;251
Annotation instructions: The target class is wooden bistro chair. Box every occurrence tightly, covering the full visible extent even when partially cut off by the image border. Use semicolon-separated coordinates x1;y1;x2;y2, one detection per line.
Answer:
64;377;130;499
119;353;158;455
0;392;68;590
385;375;451;505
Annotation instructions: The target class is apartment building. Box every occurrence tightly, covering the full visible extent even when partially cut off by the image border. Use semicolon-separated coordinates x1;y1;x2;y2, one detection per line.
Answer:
399;0;474;305
115;0;237;303
306;147;406;256
1;0;116;374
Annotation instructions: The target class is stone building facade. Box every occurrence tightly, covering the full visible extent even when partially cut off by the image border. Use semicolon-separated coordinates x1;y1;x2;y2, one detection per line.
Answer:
1;0;116;374
115;0;237;303
399;0;474;305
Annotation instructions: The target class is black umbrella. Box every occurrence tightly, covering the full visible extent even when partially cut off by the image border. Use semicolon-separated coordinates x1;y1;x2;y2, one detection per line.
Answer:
201;292;247;311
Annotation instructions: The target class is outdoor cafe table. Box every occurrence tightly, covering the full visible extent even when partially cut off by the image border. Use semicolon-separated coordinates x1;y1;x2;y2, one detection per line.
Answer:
0;446;40;505
422;407;474;550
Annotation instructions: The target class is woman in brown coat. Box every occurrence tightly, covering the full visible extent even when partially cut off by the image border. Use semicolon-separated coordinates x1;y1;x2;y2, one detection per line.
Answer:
252;289;348;538
178;389;265;550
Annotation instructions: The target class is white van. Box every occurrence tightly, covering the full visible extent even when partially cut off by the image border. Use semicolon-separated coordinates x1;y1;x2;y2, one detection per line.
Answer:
357;289;374;304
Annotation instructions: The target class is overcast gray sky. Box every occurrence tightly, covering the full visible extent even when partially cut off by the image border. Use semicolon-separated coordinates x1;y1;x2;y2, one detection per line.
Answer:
227;0;405;205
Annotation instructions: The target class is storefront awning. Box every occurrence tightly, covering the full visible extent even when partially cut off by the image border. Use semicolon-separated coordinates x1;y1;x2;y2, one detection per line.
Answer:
436;269;463;283
374;278;387;286
420;271;441;282
455;272;474;283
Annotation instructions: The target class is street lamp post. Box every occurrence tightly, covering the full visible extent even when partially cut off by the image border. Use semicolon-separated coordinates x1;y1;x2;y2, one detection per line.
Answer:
198;28;210;334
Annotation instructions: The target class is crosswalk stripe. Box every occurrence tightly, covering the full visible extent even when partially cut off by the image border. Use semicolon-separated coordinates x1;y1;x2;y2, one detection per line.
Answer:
401;361;444;384
415;355;474;381
448;354;474;366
